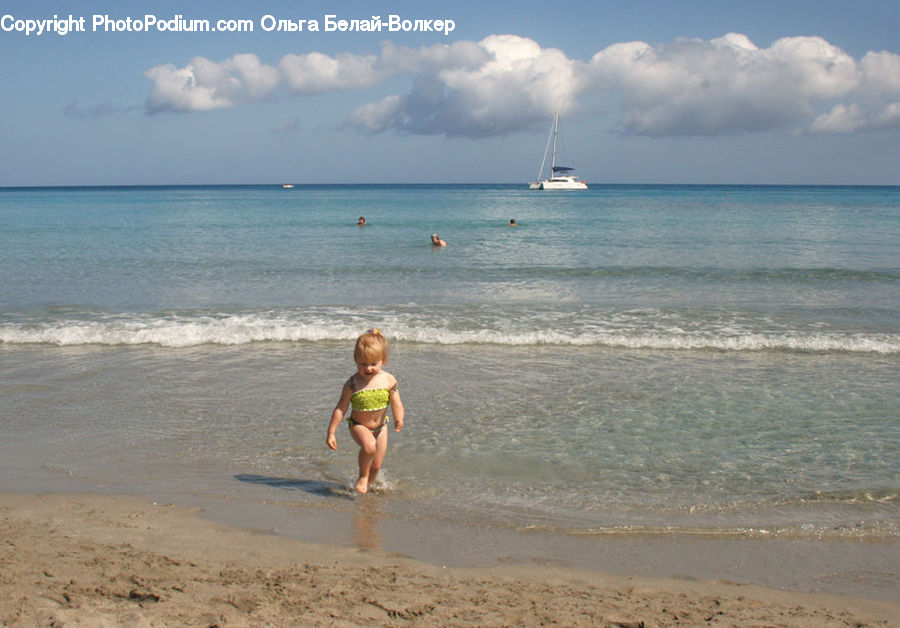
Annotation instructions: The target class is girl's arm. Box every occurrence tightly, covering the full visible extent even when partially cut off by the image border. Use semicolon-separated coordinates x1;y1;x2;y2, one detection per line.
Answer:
326;381;352;450
389;379;405;432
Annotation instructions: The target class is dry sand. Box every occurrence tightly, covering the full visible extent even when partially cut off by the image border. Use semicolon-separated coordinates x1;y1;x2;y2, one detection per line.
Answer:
1;492;897;627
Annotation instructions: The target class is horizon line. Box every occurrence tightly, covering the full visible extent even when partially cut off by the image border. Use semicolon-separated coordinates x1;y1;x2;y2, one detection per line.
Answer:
3;182;900;190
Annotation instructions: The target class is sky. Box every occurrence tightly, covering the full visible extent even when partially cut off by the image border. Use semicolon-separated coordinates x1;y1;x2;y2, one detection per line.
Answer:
2;0;899;186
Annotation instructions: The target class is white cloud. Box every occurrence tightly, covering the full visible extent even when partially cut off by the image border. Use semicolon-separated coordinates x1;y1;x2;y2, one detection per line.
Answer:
144;33;900;137
279;51;382;93
230;53;281;99
145;53;282;112
144;50;385;112
587;33;862;135
143;42;483;113
808;49;900;133
809;103;866;133
145;60;233;112
343;94;405;134
861;51;900;92
346;35;577;137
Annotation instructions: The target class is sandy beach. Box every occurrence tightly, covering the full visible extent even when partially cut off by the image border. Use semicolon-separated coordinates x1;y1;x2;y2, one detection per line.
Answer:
1;493;897;627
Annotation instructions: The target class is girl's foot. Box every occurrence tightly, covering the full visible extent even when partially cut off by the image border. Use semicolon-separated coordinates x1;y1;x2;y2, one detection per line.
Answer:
355;475;369;494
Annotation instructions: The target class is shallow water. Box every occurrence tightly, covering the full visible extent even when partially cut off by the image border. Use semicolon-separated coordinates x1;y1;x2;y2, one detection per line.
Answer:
1;183;898;554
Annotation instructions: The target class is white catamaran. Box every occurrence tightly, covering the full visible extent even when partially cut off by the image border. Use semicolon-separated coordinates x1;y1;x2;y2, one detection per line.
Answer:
528;108;588;190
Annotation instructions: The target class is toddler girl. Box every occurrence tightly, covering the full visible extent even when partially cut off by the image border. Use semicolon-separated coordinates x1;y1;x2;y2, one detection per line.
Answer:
326;329;404;494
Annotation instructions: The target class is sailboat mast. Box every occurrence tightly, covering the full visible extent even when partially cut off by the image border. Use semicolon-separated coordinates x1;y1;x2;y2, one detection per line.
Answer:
550;108;559;175
536;114;554;181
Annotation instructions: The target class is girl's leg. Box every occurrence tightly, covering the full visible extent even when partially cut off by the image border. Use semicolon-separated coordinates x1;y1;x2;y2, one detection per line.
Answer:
349;425;378;494
367;428;389;486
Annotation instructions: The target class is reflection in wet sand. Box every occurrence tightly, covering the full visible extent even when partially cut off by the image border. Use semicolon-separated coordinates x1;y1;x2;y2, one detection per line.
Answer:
353;494;382;550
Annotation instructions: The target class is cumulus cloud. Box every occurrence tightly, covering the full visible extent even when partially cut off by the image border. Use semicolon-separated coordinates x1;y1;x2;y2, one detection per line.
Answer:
279;51;382;93
144;42;484;113
809;50;900;132
144;33;900;137
345;35;577;137
144;50;376;112
146;58;236;112
586;33;900;136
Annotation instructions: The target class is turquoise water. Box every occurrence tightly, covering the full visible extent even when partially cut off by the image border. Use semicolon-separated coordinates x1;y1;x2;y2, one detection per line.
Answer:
1;184;898;542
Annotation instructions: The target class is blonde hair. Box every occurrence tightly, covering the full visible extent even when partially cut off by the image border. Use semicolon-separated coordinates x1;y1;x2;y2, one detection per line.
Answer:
354;328;389;364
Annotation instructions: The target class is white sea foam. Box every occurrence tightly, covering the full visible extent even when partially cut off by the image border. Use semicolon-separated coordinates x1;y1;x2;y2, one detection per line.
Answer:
0;315;355;348
2;311;897;353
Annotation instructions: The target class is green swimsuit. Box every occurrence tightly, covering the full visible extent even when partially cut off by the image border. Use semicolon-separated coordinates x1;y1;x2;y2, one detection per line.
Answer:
350;387;391;412
346;378;397;434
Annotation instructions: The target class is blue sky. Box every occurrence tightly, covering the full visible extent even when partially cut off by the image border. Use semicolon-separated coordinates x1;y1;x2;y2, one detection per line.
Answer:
2;0;899;185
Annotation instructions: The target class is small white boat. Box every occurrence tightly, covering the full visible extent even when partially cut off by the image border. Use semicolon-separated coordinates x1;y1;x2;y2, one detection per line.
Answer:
528;108;587;190
281;184;295;189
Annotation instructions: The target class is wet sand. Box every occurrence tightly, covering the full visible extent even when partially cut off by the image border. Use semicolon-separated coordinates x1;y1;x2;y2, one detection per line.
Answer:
2;492;897;627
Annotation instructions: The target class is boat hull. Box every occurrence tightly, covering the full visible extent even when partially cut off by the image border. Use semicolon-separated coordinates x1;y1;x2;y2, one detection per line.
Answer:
530;177;588;190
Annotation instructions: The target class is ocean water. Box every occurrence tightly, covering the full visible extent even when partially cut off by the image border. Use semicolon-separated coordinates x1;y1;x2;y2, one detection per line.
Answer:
1;184;898;556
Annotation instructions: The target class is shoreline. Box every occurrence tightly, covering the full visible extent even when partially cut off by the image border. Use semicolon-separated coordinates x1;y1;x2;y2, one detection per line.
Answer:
190;489;900;603
2;492;898;627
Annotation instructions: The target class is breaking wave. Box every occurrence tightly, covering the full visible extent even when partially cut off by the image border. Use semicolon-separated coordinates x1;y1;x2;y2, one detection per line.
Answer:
1;308;897;353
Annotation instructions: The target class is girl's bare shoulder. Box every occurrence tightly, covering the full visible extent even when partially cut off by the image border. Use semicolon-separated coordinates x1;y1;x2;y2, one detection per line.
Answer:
380;371;398;387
